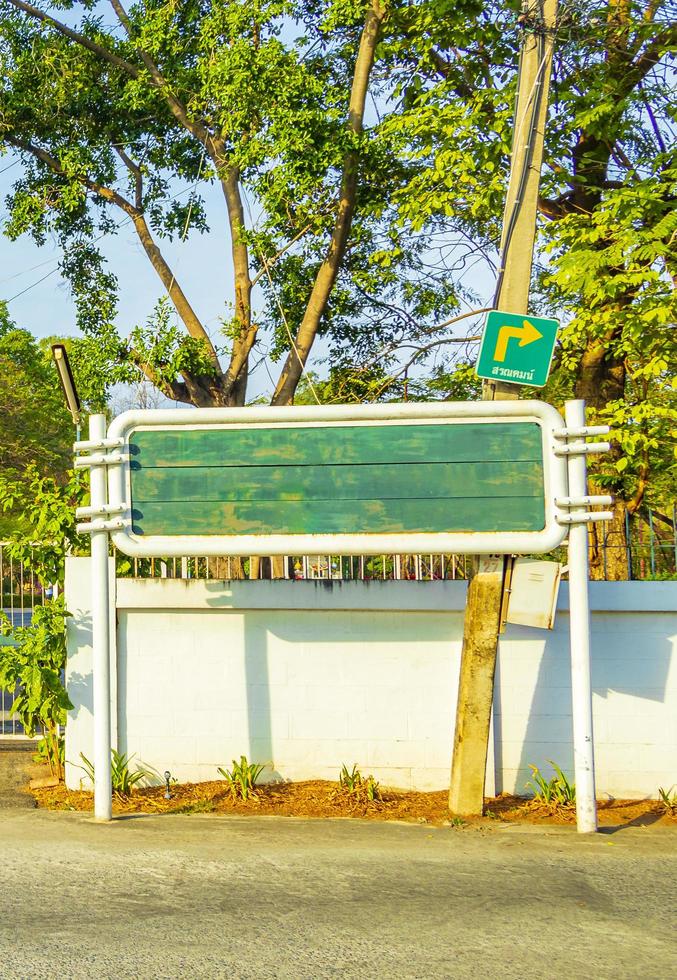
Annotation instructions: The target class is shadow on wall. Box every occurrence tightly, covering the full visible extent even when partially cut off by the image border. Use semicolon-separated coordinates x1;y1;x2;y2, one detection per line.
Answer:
65;609;93;723
493;611;674;795
202;588;461;784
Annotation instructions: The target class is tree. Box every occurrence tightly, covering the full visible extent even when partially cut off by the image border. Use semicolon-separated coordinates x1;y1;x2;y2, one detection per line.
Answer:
0;0;482;409
378;0;677;577
0;307;73;495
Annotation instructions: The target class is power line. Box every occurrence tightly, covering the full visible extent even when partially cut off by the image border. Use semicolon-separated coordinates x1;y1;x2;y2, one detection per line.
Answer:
3;176;209;307
5;266;60;303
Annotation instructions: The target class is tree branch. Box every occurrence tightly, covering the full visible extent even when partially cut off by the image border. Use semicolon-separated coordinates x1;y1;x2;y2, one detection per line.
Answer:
626;448;650;516
538;193;575;219
114;145;142;210
4;0;141;78
6;135;220;365
107;0;215;152
217;164;255;403
631;22;677;84
271;0;386;405
127;348;192;404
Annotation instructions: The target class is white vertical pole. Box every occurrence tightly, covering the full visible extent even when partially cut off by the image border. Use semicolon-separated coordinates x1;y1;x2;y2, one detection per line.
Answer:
89;413;112;821
565;399;597;833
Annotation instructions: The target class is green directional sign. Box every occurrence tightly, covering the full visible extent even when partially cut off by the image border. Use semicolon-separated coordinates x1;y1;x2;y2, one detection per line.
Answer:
476;310;559;387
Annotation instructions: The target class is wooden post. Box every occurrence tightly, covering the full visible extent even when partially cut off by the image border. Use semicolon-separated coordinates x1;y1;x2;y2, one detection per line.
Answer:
449;0;558;815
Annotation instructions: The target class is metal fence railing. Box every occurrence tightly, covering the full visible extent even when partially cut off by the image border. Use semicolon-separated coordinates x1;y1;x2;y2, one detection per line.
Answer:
0;547;48;737
118;553;472;582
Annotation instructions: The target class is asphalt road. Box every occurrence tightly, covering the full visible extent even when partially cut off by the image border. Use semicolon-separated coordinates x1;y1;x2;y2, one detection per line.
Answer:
0;811;675;979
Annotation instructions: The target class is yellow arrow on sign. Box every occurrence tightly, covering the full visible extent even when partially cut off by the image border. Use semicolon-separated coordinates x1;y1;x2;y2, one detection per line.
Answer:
493;319;543;363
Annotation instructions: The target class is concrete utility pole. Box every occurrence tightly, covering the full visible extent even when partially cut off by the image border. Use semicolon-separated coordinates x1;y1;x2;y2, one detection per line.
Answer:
449;0;559;815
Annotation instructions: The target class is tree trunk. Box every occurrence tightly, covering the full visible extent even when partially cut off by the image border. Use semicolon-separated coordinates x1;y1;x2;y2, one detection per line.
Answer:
575;333;631;580
588;496;629;581
207;557;246;579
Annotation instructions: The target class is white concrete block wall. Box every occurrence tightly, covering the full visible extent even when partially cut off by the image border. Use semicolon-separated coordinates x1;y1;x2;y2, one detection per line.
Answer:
116;606;463;791
65;560;677;798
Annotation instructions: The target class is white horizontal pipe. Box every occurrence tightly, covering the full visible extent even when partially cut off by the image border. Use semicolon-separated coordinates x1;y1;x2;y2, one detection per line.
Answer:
76;504;126;518
77;518;127;534
556;512;614;525
74;438;123;452
107;399;567;433
553;425;610;438
555;495;613;507
555;442;610;456
74;452;125;468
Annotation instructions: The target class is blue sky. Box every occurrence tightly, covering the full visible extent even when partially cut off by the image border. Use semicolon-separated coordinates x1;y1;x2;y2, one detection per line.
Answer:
0;154;497;404
1;164;235;344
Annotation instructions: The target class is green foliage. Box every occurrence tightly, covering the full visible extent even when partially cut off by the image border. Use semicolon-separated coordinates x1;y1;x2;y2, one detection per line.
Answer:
78;750;152;797
0;598;72;780
33;733;65;772
657;786;677;815
337;763;381;802
217;756;267;800
526;762;576;810
0;466;88;584
385;0;676;519
0;320;73;488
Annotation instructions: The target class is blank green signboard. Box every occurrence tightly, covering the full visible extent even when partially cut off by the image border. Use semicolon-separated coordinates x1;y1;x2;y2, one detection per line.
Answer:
129;422;546;537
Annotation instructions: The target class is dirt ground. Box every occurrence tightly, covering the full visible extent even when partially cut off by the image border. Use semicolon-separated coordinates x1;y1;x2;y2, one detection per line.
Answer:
31;777;677;828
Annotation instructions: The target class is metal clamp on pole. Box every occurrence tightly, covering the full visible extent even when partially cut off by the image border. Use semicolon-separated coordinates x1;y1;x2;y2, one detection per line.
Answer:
554;441;610;457
553;425;610;439
74;452;126;469
74;437;123;453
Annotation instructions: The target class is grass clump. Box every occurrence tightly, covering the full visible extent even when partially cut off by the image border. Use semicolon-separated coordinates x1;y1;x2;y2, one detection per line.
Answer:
334;763;381;804
217;756;266;800
526;761;576;811
657;786;677;815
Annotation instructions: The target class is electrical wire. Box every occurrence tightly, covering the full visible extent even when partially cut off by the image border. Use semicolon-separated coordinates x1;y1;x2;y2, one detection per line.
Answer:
5;266;60;303
242;189;321;404
4;167;210;307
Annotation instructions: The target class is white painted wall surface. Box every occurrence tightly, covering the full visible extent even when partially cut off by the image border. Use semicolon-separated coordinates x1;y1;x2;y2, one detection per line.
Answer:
65;560;677;798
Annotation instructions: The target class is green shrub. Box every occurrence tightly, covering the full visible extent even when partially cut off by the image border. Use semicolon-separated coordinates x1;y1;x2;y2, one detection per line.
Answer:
78;749;151;796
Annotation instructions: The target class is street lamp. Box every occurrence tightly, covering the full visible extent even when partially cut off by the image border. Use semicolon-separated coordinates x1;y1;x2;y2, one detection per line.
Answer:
51;343;81;434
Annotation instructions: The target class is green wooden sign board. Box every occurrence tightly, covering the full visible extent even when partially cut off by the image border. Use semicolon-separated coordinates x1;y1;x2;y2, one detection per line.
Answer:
129;421;546;537
476;310;559;387
104;403;569;557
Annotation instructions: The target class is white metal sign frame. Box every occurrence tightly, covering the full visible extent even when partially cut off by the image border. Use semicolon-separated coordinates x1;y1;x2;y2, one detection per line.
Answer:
73;399;612;833
79;400;573;558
